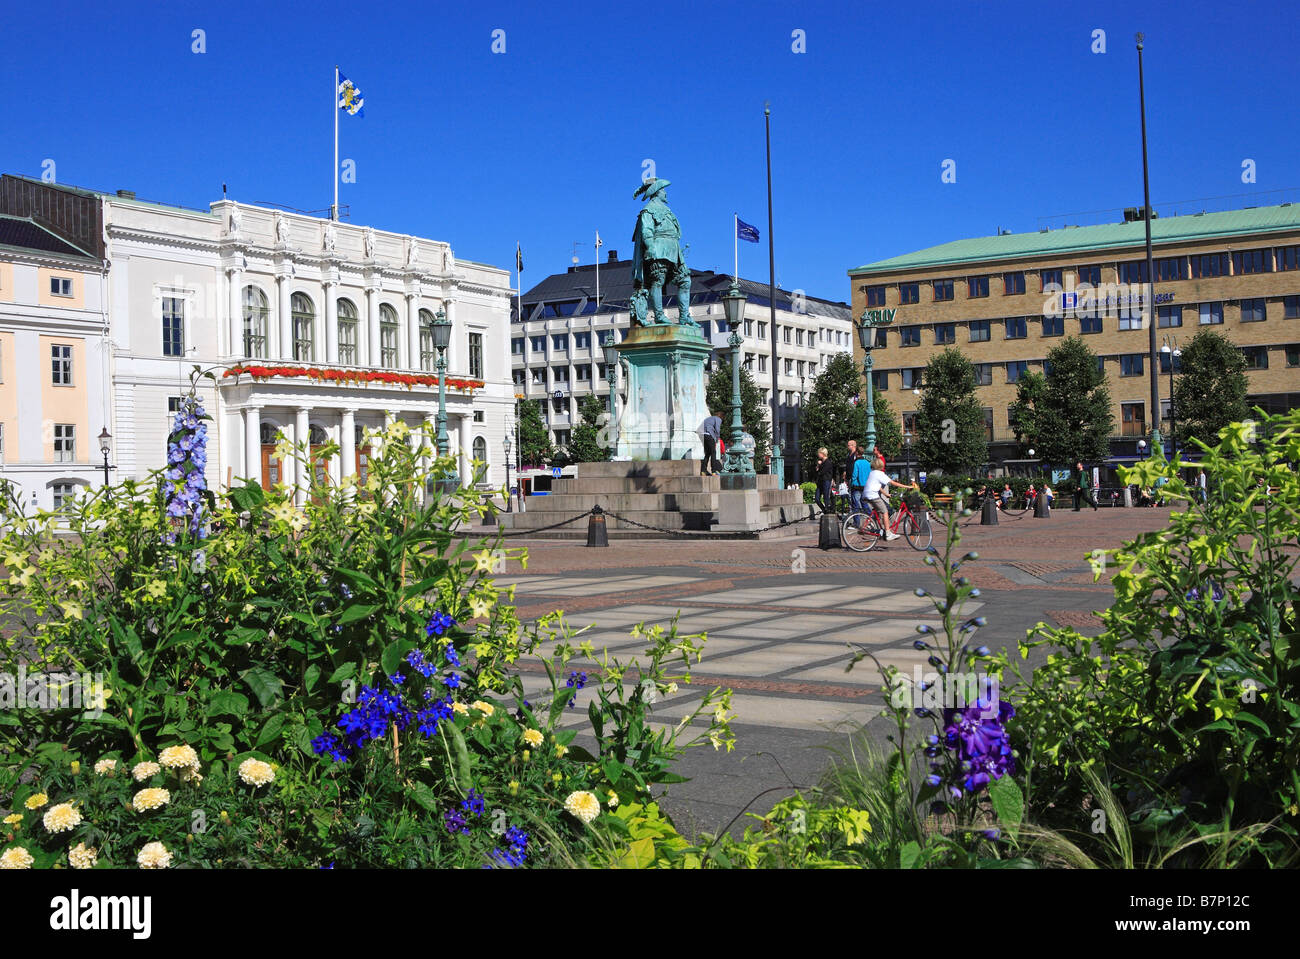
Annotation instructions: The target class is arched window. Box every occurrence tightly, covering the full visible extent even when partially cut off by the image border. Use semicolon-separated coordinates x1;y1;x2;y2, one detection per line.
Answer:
259;422;280;445
472;435;487;464
379;304;399;368
291;293;315;362
337;298;358;365
308;424;328;445
242;286;268;358
418;308;436;371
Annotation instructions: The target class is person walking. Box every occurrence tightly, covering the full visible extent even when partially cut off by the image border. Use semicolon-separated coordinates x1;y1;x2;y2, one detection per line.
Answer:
697;411;722;476
844;440;866;514
1197;470;1208;504
814;447;835;515
1073;461;1098;511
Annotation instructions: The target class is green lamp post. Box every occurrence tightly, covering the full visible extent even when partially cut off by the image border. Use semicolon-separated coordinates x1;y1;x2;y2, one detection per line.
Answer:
720;281;754;475
431;307;459;488
856;307;894;453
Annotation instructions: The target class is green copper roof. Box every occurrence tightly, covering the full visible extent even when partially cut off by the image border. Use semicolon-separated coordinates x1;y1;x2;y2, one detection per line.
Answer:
849;203;1300;276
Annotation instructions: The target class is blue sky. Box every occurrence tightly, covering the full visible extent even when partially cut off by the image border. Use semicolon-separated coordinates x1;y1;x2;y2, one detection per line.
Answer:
3;0;1295;301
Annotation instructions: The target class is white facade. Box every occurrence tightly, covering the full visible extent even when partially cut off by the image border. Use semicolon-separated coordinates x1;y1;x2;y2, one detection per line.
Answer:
103;196;514;497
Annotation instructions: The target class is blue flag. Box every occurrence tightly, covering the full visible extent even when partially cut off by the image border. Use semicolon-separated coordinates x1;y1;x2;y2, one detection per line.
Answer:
338;72;365;118
736;218;760;243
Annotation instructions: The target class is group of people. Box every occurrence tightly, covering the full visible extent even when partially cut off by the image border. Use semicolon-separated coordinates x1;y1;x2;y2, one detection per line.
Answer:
814;440;915;540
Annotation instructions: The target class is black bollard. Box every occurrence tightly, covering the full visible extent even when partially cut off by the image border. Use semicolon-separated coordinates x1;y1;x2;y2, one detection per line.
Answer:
1034;495;1051;519
586;505;609;547
981;497;999;526
818;513;840;549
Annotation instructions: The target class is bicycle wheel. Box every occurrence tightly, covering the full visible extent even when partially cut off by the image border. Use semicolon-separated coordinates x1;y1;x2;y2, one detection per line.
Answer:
902;511;932;551
842;511;880;552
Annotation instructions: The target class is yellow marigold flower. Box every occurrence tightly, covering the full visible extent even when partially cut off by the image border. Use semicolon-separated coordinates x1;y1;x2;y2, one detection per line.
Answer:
132;761;161;781
43;803;82;833
69;761;80;776
554;744;568;758
552;772;563;783
137;841;172;869
0;846;34;869
132;788;171;813
24;793;48;810
237;759;275;787
451;702;469;716
521;728;544;748
508;780;520;796
93;758;117;775
563;790;602;824
607;790;620;808
159;745;200;771
68;842;97;870
470;700;495;717
2;814;22;827
144;580;167;599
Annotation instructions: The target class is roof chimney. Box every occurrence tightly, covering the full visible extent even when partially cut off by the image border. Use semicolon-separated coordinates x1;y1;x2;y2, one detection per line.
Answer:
115;189;136;200
607;249;618;262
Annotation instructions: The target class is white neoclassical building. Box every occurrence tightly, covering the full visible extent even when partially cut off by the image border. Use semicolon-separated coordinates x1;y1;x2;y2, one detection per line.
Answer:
73;184;514;499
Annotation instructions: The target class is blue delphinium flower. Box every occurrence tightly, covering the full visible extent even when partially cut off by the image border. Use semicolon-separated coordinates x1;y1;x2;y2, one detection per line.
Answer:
444;646;461;668
443;673;461;690
444;808;470;836
486;825;530;869
162;395;209;539
339;583;353;600
462;788;486;817
311;733;351;763
426;611;457;638
940;697;1016;794
566;671;588;707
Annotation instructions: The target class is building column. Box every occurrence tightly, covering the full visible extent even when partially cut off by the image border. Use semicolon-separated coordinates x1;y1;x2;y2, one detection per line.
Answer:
450;415;467;487
243;406;260;485
323;279;337;365
277;275;292;360
444;298;458;371
340;408;356;480
228;267;242;358
293;407;310;506
366;286;380;369
406;293;420;371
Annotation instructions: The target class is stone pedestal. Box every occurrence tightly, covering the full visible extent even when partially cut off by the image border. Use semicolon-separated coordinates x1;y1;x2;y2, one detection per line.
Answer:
614;324;711;462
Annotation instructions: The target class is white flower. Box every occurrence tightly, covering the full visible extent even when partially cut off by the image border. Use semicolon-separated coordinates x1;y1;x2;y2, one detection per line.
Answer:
0;846;35;869
68;842;97;869
132;761;161;781
93;758;117;775
237;759;275;787
159;744;200;771
132;788;171;813
520;728;544;748
563;790;602;824
42;802;82;834
137;842;172;869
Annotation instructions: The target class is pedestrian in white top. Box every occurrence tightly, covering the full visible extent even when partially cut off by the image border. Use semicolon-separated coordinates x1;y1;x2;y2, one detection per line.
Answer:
852;454;916;541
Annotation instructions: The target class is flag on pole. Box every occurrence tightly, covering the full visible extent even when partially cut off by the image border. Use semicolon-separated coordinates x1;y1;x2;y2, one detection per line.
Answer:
594;230;603;250
338;72;365;117
736;218;760;243
516;243;523;272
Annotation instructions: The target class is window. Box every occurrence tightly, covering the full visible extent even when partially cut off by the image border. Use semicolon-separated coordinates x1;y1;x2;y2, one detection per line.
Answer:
1191;253;1230;278
782;326;792;345
51;344;72;385
473;410;485;423
1242;346;1268;370
865;285;887;307
551;334;568;354
758;355;767;372
902;412;918;436
901;368;923;390
1278;246;1300;272
554;429;570;446
1232;249;1272;275
1121;402;1146;437
982;408;994;442
551;397;567;414
967;276;989;298
512;369;526;387
899;283;920;305
338;299;358;365
511;337;524;355
934;323;955;344
1240;298;1266;322
243;286;268;358
575;364;590;381
974;363;993;386
530;368;544;385
1199;302;1224;325
574;332;591;350
1077;265;1102;286
1042;314;1064;337
1120;354;1145;377
379;304;399;368
596;363;607;380
54;424;75;462
1118;261;1149;285
807;330;816;348
1155;256;1187;281
1040;268;1063;291
468;332;483;378
1004;316;1027;339
598;330;617;346
292;293;315;362
473;436;487;462
933;279;954;301
784;359;794;375
1042;359;1054;378
795;328;804;346
874;327;889;348
553;366;569;384
162;296;185;357
1005;360;1029;383
50;276;72;297
1118;311;1143;331
1285;295;1300;319
872;370;888;391
797;360;806;377
530;335;546;353
900;326;921;347
52;483;76;510
758;321;767;339
1159;351;1182;374
1080;314;1103;334
1157;305;1181;328
969;319;990;342
1287;344;1300;367
1003;272;1025;295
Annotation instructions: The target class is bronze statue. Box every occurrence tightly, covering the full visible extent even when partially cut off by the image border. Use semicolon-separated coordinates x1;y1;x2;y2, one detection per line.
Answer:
630;178;695;327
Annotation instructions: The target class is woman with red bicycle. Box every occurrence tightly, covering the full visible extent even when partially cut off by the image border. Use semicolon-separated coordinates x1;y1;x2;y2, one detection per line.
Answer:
852;454;917;542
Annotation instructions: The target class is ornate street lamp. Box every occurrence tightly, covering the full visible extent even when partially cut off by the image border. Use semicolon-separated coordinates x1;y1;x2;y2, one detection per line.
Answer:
503;432;513;512
602;339;620;456
431;308;459;488
98;427;113;486
856;307;894;453
720;281;754;475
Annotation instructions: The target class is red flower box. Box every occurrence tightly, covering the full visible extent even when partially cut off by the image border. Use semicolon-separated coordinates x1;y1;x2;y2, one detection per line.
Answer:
223;364;484;393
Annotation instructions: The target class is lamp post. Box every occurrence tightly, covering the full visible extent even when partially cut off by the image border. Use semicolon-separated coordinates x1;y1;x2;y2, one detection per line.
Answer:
503;432;513;512
904;433;912;482
856;308;894;455
1161;336;1180;459
98;427;113;486
430;308;459;488
720;281;754;475
603;340;620;457
1137;32;1163;458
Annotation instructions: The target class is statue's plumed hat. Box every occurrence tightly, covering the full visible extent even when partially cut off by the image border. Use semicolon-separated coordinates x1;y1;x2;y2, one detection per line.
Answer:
633;178;671;201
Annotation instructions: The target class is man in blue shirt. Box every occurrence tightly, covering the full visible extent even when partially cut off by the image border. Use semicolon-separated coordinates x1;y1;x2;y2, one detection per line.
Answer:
697;411;722;475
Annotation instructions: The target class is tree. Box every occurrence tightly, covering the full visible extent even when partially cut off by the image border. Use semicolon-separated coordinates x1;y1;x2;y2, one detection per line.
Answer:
1171;329;1249;452
799;352;901;478
1008;336;1112;468
914;348;987;476
567;394;611;463
705;358;770;465
516;398;553;468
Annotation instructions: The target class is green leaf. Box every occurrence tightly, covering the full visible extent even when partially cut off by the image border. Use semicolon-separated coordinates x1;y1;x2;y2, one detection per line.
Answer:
621;837;656;868
381;639;414;679
225;626;264;646
988;775;1025;837
335;567;380;592
337;603;380;626
409;782;439;813
255;713;286;748
900;841;922;870
446;723;473;792
239;667;284;709
205;690;249;719
303;664;322;694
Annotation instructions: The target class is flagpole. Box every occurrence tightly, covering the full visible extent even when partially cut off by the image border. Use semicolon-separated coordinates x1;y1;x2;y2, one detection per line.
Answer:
332;65;339;221
733;213;739;282
595;231;600;308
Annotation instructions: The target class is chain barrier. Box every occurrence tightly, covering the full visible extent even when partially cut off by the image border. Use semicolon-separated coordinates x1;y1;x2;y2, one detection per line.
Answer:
601;508;816;538
495;509;594;538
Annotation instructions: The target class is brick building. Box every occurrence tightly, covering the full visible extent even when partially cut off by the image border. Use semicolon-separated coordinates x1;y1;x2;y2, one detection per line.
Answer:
848;203;1300;472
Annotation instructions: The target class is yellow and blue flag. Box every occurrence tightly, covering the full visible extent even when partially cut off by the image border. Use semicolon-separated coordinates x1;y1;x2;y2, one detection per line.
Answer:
338;72;365;118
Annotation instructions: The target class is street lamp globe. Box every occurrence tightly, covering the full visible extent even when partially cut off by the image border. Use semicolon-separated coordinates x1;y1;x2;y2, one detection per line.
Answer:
503;434;511;456
98;427;112;457
602;341;618;370
721;280;747;330
430;308;452;351
1028;448;1035;458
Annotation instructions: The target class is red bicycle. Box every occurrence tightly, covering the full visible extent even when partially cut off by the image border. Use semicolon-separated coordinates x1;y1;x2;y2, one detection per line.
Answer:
842;496;931;552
